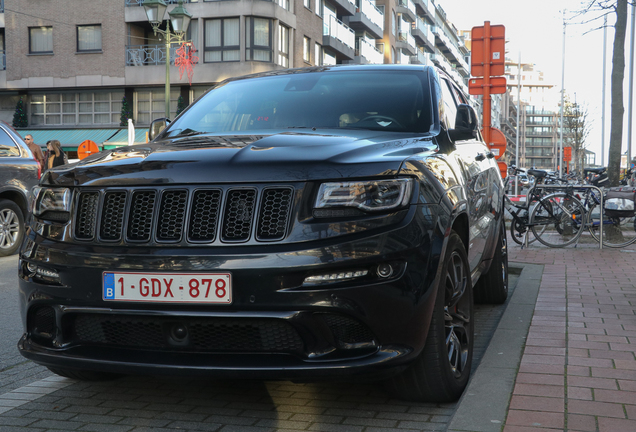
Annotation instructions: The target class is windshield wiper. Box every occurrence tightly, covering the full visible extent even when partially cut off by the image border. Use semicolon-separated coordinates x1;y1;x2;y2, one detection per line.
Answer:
170;128;205;138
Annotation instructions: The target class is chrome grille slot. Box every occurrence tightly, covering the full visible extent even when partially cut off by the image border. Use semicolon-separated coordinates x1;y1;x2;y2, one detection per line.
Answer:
127;191;157;242
222;189;257;242
257;188;293;241
157;190;188;242
100;192;127;241
75;192;99;240
188;189;222;242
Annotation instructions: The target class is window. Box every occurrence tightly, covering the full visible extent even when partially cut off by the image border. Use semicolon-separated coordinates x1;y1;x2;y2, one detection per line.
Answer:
204;18;240;62
30;91;124;126
77;25;102;52
246;17;272;62
304;0;311;9
137;89;180;125
392;11;396;36
29;27;53;54
278;25;289;67
315;43;322;66
0;129;19;157
303;37;310;63
316;0;323;16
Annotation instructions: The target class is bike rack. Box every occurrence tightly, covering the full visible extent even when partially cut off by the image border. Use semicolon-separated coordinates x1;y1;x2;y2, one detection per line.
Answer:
523;184;604;250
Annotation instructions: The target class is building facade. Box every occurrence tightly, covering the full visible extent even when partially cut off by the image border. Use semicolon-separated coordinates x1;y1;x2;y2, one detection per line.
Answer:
0;0;470;155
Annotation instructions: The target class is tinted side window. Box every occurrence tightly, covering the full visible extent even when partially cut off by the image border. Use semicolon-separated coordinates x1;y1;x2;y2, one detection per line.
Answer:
0;128;19;157
439;79;458;129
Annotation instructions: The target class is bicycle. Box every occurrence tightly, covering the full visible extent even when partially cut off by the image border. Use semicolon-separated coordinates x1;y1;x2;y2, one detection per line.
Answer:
505;168;586;247
575;170;636;248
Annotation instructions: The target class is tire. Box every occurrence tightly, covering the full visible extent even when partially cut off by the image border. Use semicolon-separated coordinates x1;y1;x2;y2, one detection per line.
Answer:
586;204;636;248
384;231;473;402
0;199;25;257
47;366;123;381
530;193;586;248
475;220;508;304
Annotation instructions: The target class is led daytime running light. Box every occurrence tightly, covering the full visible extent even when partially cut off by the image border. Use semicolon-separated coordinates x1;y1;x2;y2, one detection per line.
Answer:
304;270;368;284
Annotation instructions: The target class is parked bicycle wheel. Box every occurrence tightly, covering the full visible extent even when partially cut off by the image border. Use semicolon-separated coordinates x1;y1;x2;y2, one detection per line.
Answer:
586;204;636;247
530;193;586;247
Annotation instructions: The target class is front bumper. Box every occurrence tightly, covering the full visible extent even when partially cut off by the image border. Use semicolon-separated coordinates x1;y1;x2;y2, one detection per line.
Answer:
18;206;447;378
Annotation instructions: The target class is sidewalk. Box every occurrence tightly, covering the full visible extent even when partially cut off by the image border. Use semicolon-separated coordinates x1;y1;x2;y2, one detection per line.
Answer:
456;238;636;432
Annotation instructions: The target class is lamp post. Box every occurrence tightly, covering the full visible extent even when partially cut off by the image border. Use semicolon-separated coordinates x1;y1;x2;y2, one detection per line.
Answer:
142;0;192;119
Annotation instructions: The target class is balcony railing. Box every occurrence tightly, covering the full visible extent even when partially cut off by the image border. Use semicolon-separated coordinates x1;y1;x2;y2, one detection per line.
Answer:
360;0;384;31
399;51;410;65
398;31;415;51
358;38;383;64
126;0;197;5
126;44;199;66
324;15;355;50
398;0;416;16
410;50;429;65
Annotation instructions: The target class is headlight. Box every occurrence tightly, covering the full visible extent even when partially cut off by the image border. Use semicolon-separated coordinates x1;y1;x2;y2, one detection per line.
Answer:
314;179;412;215
32;186;72;222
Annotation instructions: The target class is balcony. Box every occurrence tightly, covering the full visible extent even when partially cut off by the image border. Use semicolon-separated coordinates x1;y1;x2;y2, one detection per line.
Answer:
126;0;197;5
326;0;357;16
126;44;199;66
395;30;415;57
398;51;410;65
396;0;416;22
323;15;355;60
346;0;383;39
357;38;384;64
411;18;435;52
409;50;429;66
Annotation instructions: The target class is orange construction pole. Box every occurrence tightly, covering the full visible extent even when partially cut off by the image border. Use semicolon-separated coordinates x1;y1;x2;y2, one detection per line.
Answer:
482;21;491;147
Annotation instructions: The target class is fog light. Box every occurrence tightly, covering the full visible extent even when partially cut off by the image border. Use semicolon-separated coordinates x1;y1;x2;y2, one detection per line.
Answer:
36;267;60;279
304;270;368;285
26;262;38;277
377;263;393;278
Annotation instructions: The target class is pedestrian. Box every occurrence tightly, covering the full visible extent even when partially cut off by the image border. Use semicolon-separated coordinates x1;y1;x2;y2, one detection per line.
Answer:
24;134;45;169
45;140;67;171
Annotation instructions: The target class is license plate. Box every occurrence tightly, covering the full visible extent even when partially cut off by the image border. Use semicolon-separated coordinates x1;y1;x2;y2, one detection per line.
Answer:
103;272;232;304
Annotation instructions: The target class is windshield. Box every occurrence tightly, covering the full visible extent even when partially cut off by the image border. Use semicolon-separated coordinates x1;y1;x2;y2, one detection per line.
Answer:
164;69;433;137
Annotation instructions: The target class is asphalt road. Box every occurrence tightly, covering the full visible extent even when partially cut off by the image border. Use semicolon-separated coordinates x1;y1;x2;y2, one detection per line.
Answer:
0;255;52;396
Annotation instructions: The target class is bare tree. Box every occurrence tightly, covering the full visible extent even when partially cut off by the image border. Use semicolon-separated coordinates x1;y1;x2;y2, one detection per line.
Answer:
576;0;628;185
563;96;591;174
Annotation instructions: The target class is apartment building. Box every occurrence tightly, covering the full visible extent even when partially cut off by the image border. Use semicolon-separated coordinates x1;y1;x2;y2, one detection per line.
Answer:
0;0;470;155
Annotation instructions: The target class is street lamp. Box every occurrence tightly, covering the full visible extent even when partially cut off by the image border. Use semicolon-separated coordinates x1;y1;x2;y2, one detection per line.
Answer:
142;0;192;119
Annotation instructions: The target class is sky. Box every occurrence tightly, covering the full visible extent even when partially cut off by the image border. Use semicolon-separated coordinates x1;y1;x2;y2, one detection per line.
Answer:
439;0;630;167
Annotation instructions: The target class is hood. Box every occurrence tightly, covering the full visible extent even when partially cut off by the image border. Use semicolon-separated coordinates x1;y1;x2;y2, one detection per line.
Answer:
45;130;437;187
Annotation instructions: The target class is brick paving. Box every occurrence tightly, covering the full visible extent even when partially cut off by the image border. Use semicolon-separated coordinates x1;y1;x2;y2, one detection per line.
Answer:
504;239;636;432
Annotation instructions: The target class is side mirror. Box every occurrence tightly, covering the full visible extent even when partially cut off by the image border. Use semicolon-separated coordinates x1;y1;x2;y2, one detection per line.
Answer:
449;104;478;142
148;118;171;141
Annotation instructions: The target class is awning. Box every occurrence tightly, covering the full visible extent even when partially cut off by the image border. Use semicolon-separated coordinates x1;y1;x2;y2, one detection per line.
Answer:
102;128;149;149
18;129;121;152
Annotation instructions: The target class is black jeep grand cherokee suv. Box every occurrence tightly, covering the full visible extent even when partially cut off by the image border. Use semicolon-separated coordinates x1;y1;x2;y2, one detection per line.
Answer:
18;65;507;402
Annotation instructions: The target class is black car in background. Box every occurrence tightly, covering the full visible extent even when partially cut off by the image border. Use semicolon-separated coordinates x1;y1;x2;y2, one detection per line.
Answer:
18;65;507;402
0;121;39;257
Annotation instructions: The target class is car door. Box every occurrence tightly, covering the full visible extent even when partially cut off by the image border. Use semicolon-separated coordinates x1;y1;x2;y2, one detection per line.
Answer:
439;77;496;270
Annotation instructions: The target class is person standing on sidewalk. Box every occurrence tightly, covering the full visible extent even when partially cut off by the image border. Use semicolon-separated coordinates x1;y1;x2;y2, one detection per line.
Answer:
45;140;67;171
24;134;45;169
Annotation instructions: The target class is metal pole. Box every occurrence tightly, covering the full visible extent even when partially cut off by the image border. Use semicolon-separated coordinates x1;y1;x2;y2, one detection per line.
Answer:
515;52;521;196
559;10;566;177
165;28;171;119
602;15;607;167
628;4;635;165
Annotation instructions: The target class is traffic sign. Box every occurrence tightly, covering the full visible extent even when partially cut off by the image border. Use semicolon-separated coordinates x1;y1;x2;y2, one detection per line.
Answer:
78;140;99;160
483;127;507;160
497;161;508;180
470;24;506;77
469;77;507;95
563;146;572;162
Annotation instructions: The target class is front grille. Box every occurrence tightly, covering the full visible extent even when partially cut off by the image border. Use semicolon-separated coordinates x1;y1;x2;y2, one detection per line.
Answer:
70;314;304;354
29;306;56;338
74;186;294;245
321;314;376;348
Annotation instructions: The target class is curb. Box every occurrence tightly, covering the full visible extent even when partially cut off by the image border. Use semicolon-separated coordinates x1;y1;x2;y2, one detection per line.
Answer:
447;263;544;432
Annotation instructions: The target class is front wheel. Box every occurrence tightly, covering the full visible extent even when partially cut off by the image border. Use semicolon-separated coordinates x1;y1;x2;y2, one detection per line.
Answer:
384;231;473;402
530;193;586;248
0;199;25;257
